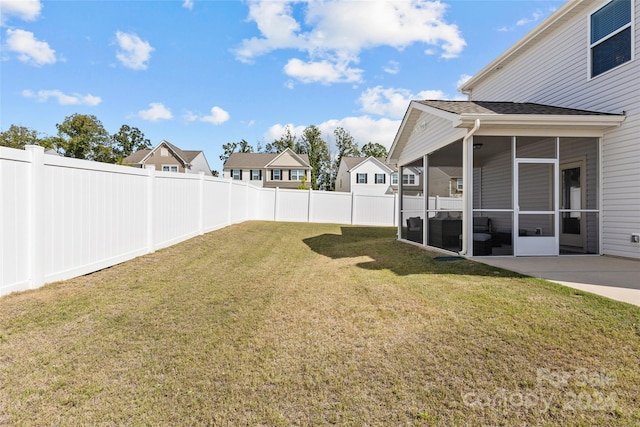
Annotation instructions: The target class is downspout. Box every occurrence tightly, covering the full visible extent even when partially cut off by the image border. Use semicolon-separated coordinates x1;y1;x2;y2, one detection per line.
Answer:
458;118;481;256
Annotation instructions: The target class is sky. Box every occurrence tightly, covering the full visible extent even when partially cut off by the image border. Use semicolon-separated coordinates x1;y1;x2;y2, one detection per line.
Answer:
1;0;565;172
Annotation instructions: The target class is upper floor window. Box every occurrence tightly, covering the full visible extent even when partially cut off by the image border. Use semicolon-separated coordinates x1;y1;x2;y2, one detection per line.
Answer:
590;0;632;78
391;173;398;185
403;174;415;185
272;169;281;180
232;169;242;180
162;165;178;172
290;169;305;181
251;169;262;180
375;173;386;184
356;173;367;184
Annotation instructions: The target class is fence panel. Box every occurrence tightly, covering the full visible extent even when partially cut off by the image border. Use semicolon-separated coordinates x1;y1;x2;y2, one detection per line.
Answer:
203;177;232;232
352;194;396;226
276;189;309;222
0;148;31;295
310;191;352;224
153;172;201;250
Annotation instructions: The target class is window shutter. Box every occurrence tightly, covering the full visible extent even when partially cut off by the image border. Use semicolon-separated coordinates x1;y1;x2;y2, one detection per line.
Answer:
240;170;243;180
259;170;262;180
288;170;291;180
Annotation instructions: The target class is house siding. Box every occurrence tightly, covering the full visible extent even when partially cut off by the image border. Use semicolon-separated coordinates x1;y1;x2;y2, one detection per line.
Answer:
468;0;640;258
397;111;466;166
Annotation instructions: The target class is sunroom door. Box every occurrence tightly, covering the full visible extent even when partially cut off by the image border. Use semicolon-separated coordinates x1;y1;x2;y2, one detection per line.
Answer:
515;160;558;256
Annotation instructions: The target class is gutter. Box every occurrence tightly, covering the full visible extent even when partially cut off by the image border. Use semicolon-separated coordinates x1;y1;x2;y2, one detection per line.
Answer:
458;118;481;256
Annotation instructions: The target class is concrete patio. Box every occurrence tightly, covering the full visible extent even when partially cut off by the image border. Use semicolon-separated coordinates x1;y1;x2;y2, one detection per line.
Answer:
472;255;640;307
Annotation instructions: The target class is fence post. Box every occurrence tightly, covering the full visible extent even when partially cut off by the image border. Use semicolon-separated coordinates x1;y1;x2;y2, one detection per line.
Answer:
274;187;279;222
435;195;440;210
145;165;155;253
350;192;355;225
307;188;312;223
198;172;205;235
227;179;232;225
25;145;44;289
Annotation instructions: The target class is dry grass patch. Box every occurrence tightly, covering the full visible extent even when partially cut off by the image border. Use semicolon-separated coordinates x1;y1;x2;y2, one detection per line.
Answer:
1;221;639;425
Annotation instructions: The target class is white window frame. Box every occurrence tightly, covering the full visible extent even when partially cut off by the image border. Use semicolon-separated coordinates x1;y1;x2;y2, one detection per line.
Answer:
272;169;281;180
232;169;242;180
375;173;386;184
162;165;178;172
251;169;261;181
290;169;305;181
403;174;415;185
356;173;367;184
391;173;398;185
588;0;634;79
456;178;463;191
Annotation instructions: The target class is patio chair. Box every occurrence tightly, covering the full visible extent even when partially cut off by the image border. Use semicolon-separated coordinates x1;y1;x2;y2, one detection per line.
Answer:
472;217;493;255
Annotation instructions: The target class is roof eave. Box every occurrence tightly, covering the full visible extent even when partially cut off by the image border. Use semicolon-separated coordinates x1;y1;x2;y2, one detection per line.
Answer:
456;114;626;130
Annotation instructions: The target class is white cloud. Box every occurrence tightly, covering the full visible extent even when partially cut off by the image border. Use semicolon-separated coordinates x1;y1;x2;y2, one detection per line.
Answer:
5;29;55;66
115;31;153;70
202;106;230;124
22;89;101;106
358;86;448;118
187;106;230;125
138;103;173;121
0;0;41;24
383;61;400;75
516;10;544;27
182;0;194;10
264;116;400;152
284;57;362;84
500;8;555;32
235;0;465;84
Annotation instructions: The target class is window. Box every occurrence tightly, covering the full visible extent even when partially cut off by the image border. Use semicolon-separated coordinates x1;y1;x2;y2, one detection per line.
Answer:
272;169;281;180
456;178;463;191
391;173;398;185
232;169;242;180
375;173;386;184
403;174;415;185
356;173;367;184
251;169;262;180
162;165;178;172
290;169;305;181
590;0;632;77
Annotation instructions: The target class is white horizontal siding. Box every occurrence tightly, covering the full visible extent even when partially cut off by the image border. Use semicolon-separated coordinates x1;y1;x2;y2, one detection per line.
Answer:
398;112;466;166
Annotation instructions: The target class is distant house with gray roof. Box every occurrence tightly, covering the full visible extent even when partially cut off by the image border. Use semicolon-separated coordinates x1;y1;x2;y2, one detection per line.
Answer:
223;148;311;189
123;140;212;176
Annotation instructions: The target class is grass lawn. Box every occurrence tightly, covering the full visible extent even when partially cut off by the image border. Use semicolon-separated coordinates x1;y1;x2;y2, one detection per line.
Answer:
1;221;639;426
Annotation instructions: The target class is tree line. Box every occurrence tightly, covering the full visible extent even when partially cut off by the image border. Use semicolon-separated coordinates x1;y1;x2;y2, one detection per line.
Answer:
0;114;151;164
220;125;388;191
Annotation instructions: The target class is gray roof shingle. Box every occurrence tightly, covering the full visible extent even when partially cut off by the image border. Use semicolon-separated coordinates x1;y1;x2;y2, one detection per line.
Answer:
416;100;619;116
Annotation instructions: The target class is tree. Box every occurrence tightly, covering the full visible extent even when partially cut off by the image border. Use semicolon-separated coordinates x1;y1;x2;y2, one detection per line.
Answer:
361;142;388;158
55;114;113;161
211;170;219;177
265;125;297;153
219;139;254;162
0;125;42;149
298;125;330;190
111;125;151;161
330;127;360;190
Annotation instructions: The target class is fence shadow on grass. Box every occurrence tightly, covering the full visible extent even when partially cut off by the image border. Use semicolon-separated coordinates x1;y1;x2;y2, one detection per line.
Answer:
303;226;523;278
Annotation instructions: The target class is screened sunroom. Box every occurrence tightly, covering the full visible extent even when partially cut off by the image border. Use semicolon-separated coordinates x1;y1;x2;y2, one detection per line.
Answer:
389;101;625;257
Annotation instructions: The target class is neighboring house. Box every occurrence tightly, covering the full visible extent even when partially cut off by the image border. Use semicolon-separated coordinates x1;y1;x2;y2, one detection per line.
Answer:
335;156;423;195
124;140;213;176
389;0;638;259
223;148;311;189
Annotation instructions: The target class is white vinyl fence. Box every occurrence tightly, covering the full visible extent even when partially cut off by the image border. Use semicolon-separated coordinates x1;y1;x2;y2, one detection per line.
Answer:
1;146;401;297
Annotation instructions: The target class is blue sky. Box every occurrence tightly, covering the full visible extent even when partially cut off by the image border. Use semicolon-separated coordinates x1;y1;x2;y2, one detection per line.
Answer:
1;0;564;172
